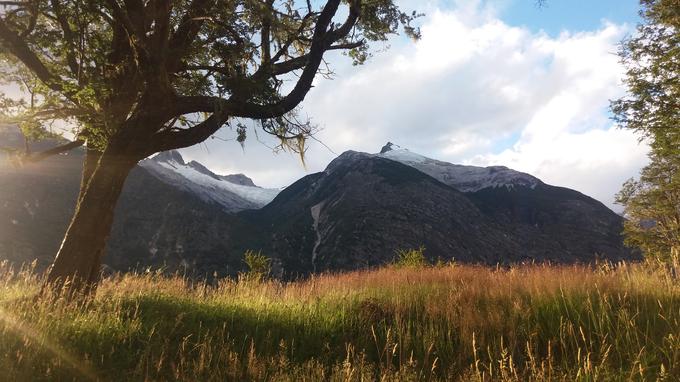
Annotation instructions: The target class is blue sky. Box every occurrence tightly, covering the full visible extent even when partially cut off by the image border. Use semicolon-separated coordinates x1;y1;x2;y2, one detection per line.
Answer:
182;0;650;211
499;0;641;36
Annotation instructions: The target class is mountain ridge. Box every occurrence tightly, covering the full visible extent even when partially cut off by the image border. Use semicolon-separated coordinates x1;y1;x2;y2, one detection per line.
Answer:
0;125;639;278
139;150;280;213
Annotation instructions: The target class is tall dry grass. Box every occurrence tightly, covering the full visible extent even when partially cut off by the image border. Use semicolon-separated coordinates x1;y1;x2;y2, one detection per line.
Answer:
1;260;679;381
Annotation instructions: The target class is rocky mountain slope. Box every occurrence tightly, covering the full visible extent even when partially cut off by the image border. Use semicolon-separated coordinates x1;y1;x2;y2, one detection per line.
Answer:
243;151;528;274
244;147;635;275
378;142;630;262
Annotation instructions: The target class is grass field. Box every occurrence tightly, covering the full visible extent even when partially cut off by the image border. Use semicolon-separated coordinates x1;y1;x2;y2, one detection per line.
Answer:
1;260;679;381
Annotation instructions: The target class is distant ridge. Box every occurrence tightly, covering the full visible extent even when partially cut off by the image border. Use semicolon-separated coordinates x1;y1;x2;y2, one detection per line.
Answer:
140;150;279;213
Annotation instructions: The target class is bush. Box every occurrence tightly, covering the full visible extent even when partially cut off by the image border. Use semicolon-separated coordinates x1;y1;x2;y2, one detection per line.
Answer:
242;250;271;282
393;246;428;268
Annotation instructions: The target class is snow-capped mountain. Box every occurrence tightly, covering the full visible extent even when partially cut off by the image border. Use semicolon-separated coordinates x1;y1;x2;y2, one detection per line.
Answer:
369;142;633;264
140;151;280;213
246;145;636;274
378;142;540;192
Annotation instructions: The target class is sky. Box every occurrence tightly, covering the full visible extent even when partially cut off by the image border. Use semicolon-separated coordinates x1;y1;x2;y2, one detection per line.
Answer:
178;0;649;211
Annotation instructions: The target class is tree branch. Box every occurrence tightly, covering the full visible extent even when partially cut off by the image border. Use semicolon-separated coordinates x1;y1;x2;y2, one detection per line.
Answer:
176;40;363;78
20;139;85;164
105;0;149;58
0;17;68;95
150;0;352;152
270;41;363;75
260;0;274;66
50;0;80;77
148;113;226;154
269;11;316;64
167;0;216;71
147;0;172;58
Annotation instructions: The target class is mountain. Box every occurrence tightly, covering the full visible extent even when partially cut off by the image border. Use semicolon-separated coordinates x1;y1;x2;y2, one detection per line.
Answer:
243;145;636;275
0;130;83;270
243;151;529;274
379;142;540;192
378;142;631;262
140;151;279;213
0;124;638;278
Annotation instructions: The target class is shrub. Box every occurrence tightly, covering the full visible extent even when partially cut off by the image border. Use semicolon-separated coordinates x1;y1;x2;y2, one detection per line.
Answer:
434;256;455;268
242;250;271;282
393;246;428;268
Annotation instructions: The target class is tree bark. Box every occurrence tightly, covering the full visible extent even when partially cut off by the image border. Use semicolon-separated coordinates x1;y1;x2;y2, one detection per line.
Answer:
43;146;136;297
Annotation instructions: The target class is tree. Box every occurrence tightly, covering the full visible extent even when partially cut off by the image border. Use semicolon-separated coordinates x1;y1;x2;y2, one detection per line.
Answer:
612;0;679;262
0;0;420;296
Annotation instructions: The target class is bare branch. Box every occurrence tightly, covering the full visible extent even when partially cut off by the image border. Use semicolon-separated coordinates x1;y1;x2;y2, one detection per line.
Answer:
0;17;67;94
260;0;274;65
167;0;217;71
269;11;316;64
50;0;80;76
19;139;85;164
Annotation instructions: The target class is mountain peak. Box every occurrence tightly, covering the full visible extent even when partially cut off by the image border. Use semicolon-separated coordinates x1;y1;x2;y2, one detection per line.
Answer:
325;150;373;173
187;160;221;180
187;160;258;187
153;150;185;166
378;144;428;165
380;142;410;154
221;174;256;187
380;142;396;154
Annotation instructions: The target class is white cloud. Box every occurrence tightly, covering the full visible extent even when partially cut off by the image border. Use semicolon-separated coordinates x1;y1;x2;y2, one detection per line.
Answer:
186;1;648;211
465;23;650;209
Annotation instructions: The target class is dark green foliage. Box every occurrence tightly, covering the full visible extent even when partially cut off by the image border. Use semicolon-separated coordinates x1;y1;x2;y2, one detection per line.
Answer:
612;0;680;261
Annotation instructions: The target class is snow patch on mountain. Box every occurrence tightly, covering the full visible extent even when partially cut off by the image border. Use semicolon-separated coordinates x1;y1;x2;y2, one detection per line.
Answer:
310;201;325;272
158;161;279;205
141;151;280;212
378;142;541;192
380;142;428;164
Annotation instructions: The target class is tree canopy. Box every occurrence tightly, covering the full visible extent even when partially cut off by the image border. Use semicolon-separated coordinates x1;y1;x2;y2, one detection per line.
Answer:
0;0;420;156
613;0;679;261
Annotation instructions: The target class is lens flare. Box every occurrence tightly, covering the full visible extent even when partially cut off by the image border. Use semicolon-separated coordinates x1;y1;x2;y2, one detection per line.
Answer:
0;306;98;381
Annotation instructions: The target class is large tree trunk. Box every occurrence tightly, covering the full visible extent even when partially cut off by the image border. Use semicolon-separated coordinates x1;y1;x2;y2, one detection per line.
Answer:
43;147;136;297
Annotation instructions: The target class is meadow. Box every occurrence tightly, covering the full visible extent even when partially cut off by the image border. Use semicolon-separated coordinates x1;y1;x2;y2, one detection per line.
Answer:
1;260;679;381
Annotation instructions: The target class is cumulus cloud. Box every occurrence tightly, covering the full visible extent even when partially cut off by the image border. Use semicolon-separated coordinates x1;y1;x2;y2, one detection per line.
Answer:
184;1;649;211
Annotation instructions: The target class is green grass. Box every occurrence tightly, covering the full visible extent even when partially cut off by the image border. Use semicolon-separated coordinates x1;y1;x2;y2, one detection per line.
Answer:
1;260;680;381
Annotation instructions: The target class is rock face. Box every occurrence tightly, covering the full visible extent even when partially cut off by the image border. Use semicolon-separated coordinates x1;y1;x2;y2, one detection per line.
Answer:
0;125;638;278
